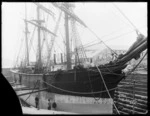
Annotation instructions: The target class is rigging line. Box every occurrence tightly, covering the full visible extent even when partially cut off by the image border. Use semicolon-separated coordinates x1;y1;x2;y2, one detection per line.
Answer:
87;27;118;56
104;25;146;43
51;12;64;44
112;3;141;34
14;37;24;67
81;23;146;49
83;25;146;49
40;10;49;52
28;27;36;56
25;80;39;101
96;66;120;114
41;30;46;52
13;33;23;67
58;28;66;45
54;41;64;53
29;26;36;53
46;11;62;67
30;41;36;56
84;41;103;49
87;69;101;101
42;8;50;59
70;9;88;62
71;20;87;62
108;4;134;30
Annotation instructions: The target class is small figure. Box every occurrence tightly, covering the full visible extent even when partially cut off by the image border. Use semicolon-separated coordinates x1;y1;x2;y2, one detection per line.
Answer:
35;95;39;109
52;102;57;110
111;52;115;61
14;77;17;83
47;99;51;110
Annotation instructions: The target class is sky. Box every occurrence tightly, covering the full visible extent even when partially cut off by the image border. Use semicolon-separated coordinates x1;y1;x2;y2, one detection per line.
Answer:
2;2;147;68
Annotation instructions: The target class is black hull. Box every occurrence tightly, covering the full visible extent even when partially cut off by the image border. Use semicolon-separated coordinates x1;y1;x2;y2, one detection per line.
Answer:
12;64;127;99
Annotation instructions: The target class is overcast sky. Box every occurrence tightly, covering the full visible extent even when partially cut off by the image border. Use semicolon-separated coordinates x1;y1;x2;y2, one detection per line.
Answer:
2;2;147;68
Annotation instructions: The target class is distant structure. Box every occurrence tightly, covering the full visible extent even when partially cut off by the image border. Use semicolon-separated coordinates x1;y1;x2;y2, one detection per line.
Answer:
92;48;127;65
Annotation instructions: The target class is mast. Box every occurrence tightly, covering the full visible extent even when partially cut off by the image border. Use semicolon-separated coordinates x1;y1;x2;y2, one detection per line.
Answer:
25;3;29;66
64;4;71;70
37;6;42;70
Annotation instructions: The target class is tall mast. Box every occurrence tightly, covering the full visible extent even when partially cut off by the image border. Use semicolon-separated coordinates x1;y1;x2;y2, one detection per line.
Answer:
37;6;42;70
25;3;29;66
64;4;71;70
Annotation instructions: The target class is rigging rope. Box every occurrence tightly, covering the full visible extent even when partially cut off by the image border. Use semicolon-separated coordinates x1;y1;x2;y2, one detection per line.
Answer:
25;80;39;101
87;69;102;101
96;65;120;114
70;18;88;64
28;26;36;55
14;37;24;67
83;25;146;49
87;27;118;56
105;25;146;43
112;3;141;35
108;4;134;29
46;11;62;68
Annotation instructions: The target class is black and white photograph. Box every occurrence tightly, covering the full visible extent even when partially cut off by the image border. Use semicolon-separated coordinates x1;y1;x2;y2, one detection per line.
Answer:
2;2;147;114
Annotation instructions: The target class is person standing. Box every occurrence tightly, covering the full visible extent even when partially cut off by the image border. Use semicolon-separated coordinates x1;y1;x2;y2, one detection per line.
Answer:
47;99;51;110
35;95;39;109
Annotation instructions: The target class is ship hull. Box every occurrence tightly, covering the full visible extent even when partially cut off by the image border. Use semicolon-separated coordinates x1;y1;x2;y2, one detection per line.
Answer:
11;64;126;114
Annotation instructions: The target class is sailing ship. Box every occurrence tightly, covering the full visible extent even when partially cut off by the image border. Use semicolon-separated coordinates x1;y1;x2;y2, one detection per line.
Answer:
11;3;147;114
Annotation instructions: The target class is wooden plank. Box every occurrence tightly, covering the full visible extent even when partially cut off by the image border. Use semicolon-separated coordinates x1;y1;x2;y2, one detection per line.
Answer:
114;97;147;110
14;86;29;91
119;82;147;87
121;107;147;114
116;88;147;96
11;83;21;86
17;88;48;96
118;86;147;93
114;95;147;105
10;81;15;84
116;102;147;113
135;102;147;110
122;79;147;84
114;92;147;101
118;86;147;92
117;88;147;95
127;74;147;78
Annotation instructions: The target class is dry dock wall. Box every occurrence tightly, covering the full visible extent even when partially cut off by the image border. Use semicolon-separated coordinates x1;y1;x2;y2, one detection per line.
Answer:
113;72;147;114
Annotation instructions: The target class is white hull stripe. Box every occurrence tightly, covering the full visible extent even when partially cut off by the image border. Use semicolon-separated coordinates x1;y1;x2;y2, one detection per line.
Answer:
54;93;113;104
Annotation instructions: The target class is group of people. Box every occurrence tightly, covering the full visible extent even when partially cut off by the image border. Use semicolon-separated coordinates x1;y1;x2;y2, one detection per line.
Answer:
35;95;57;110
